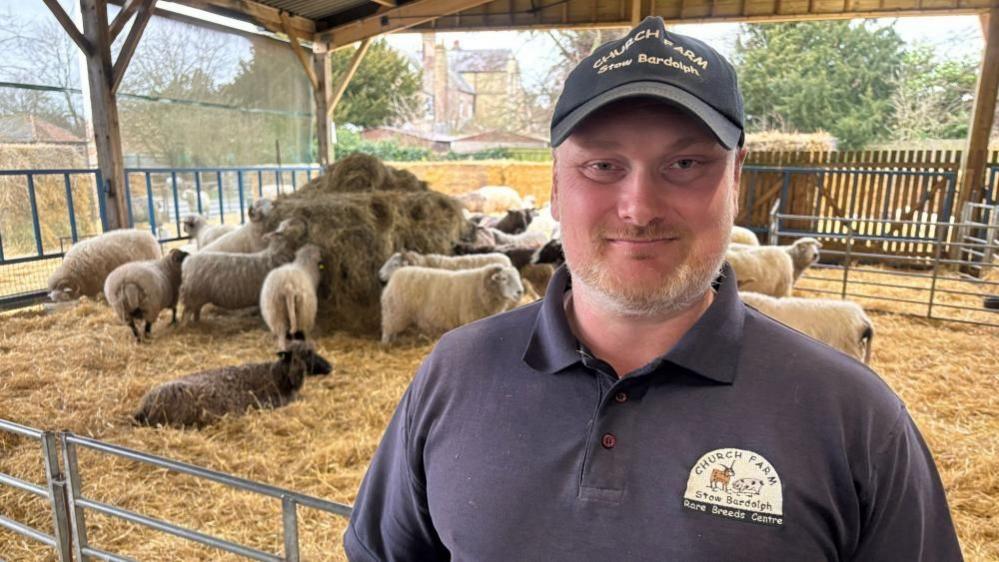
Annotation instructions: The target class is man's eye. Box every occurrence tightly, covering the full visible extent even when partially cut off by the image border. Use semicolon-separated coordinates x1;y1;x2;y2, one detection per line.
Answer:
590;162;617;171
670;159;699;170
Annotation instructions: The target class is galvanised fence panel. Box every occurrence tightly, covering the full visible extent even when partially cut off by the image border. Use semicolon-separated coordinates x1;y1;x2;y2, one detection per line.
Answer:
0;166;320;309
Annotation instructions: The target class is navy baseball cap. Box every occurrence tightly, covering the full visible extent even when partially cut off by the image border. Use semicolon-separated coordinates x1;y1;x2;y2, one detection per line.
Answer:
550;16;745;149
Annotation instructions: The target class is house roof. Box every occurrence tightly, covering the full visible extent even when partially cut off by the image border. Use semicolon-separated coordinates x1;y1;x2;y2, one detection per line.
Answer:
449;49;514;74
453;130;548;144
0;115;86;144
363;126;456;143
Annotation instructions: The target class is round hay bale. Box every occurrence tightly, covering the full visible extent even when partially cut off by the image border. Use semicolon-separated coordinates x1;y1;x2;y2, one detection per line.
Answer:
264;156;470;336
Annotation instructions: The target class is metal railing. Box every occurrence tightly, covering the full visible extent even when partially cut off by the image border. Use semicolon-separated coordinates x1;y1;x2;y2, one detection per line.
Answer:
0;420;351;561
0;165;321;308
769;209;999;328
0;419;72;561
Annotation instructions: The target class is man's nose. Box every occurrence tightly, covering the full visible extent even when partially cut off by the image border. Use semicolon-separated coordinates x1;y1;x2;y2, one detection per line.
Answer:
617;168;663;227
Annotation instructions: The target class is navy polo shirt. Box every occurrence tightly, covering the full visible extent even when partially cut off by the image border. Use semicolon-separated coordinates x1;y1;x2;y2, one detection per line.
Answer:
345;265;962;561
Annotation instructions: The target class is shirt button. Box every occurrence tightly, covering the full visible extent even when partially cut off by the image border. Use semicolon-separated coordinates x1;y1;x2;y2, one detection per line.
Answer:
601;433;617;449
614;392;628;403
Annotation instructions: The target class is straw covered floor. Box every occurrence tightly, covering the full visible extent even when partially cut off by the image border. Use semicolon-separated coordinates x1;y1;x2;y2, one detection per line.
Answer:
0;276;996;560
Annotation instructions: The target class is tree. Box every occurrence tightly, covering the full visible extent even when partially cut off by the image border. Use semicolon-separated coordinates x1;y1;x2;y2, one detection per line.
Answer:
891;42;978;141
330;40;422;128
734;21;905;150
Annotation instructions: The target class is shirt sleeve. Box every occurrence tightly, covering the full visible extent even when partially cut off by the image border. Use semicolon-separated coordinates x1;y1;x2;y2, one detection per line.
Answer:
851;406;963;562
344;360;449;562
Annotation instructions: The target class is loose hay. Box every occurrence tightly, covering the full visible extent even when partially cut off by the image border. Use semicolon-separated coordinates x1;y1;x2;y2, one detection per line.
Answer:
263;153;470;336
1;283;997;560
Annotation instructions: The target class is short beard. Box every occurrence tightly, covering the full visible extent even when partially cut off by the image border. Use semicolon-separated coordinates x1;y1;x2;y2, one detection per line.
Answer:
565;210;733;319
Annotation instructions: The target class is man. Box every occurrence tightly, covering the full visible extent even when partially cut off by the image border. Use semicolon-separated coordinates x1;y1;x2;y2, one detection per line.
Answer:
345;17;962;561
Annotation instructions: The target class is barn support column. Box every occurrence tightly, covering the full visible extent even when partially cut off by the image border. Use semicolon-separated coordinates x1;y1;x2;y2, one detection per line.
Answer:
959;7;999;214
55;0;155;231
313;44;332;168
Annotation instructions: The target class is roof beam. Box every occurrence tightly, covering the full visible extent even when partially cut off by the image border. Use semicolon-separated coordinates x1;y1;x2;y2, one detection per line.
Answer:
328;38;372;116
109;0;143;42
111;0;156;94
370;0;399;6
42;0;92;55
318;0;494;48
178;0;316;39
280;10;319;90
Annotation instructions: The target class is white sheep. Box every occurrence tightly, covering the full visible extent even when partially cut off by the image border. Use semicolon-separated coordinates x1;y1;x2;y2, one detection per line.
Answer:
133;341;333;428
456;186;525;214
783;237;823;280
199;198;273;254
260;244;323;351
48;229;162;302
731;226;760;246
380;264;524;343
179;217;305;322
525;203;560;240
377;251;513;283
104;249;188;342
181;214;237;250
726;247;794;297
181;188;212;215
740;291;874;363
489;229;549;249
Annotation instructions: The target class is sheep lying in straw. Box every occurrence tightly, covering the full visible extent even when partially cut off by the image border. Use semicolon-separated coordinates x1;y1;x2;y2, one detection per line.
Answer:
180;217;305;322
731;225;760;246
104;249;188;342
48;229;162;302
381;264;524;343
133;341;333;428
740;291;874;363
181;214;237;250
377;251;512;283
456;186;526;214
200;198;273;253
260;244;324;351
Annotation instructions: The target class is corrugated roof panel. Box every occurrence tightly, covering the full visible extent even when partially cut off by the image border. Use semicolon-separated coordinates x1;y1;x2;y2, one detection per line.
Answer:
250;0;372;21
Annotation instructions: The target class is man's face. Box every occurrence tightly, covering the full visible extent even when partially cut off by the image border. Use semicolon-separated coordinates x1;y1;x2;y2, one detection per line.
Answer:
551;101;746;317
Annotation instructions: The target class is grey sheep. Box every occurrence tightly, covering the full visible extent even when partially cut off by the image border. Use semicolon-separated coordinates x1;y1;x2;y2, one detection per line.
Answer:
179;217;306;322
377;251;513;283
48;229;162;302
260;244;324;351
133;341;334;428
200;198;273;253
104;249;188;342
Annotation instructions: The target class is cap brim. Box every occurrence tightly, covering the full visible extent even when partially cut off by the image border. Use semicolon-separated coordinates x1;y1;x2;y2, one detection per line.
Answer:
550;81;742;149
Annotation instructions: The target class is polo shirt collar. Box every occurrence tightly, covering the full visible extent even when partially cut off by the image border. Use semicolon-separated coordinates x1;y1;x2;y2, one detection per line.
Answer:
522;263;744;385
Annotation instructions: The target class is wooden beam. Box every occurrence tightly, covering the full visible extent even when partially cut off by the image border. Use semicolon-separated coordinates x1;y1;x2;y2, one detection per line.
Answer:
109;0;143;42
318;0;494;48
371;0;399;6
42;0;92;55
177;0;315;39
280;11;319;91
313;44;333;167
328;38;372;116
81;0;128;230
111;0;156;94
959;6;999;211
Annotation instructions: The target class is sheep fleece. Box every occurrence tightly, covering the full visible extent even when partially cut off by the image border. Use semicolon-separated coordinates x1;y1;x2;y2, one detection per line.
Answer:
49;229;161;298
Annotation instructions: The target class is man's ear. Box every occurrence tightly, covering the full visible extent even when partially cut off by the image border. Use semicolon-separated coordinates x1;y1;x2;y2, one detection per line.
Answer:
731;147;749;214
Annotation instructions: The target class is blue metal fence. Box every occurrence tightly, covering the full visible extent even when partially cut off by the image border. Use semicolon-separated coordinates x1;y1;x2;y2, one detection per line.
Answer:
0;165;320;308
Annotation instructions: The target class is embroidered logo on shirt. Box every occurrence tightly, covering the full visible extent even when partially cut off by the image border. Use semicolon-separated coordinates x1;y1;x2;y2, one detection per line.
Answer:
681;448;784;526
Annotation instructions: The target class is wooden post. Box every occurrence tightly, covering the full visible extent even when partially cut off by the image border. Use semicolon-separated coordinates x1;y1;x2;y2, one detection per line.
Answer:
80;0;128;231
313;44;332;167
328;39;372;117
959;7;999;213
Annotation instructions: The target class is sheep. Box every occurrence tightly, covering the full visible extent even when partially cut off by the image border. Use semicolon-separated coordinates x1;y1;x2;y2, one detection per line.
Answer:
381;264;524;344
456;186;525;214
731;226;760;246
489;229;549;249
740;291;874;363
260;244;324;351
725;247;795;297
181;188;212;215
133;341;333;428
179;217;306;322
47;229;162;302
104;249;188;342
520;263;555;300
784;237;823;280
525;203;560;240
199;198;273;254
181;214;237;250
471;208;534;234
531;238;565;268
377;251;513;283
129;198;169;238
